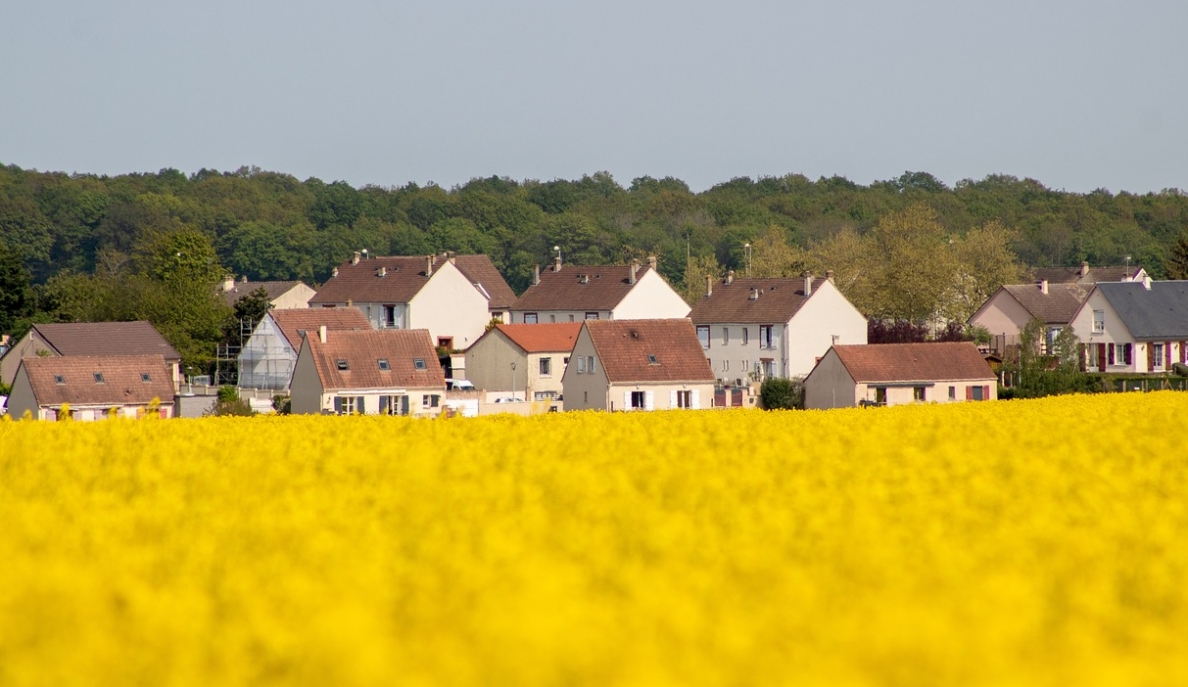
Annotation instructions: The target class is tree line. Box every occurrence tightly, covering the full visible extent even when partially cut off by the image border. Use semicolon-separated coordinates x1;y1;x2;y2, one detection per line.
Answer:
2;163;1187;370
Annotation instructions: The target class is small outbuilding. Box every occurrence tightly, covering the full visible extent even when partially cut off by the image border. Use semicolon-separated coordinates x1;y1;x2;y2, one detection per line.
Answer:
804;342;997;409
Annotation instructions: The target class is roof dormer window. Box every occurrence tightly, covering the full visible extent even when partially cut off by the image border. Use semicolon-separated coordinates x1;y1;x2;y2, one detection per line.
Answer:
336;359;349;371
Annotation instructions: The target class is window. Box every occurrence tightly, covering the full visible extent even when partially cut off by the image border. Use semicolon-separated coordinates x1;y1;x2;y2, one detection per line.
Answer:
563;356;570;367
1153;343;1165;370
874;387;887;405
334;396;360;414
336;359;349;371
970;386;985;401
913;387;926;402
577;357;586;373
93;372;105;384
54;375;65;385
948;386;956;401
539;357;552;376
568;315;575;322
740;360;748;373
676;390;693;408
141;373;152;383
437;337;453;350
762;360;776;378
647;354;658;365
587;356;596;373
413;358;427;370
760;325;775;349
549;315;556;323
377;358;390;371
383;304;397;328
524;313;538;324
697;326;710;349
742;328;749;346
1093;310;1105;333
423;394;441;408
630;391;647;409
585;312;599;320
380;395;408;415
722;327;729;345
1043;327;1061;355
722;360;730;372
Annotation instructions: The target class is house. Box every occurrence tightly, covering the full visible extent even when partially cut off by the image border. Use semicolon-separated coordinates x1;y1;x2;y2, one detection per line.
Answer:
7;354;176;420
968;281;1089;354
309;253;506;352
510;255;689;324
221;276;317;310
804;342;997;409
1031;262;1146;286
290;328;447;416
1067;277;1188;373
237;307;371;391
688;271;867;382
450;254;518;323
0;321;182;390
465;323;581;402
562;318;715;412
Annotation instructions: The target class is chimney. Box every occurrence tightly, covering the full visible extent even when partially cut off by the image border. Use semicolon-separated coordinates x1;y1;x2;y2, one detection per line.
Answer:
377;266;386;278
705;275;713;298
647;255;657;271
1080;261;1090;278
332;267;339;278
352;251;361;265
726;270;734;285
1039;279;1048;295
554;254;562;272
825;270;834;282
1143;274;1152;290
318;325;327;344
240;275;248;283
533;264;541;286
426;255;434;277
447;251;456;264
803;271;814;297
629;259;639;285
222;275;235;292
749;287;760;301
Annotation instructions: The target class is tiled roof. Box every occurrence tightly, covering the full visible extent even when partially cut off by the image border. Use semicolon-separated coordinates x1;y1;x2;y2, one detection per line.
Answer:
222;280;312;306
512;264;653;312
831;342;994;383
585;319;715;384
1001;283;1089;324
494;323;582;353
30;321;181;362
1095;281;1188;339
1031;264;1143;285
306;329;446;391
269;308;372;350
20;355;175;406
451;255;517;309
689;277;827;324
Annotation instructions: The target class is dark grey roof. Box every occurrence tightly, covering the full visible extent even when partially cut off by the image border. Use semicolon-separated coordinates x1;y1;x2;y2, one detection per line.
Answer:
1096;281;1188;339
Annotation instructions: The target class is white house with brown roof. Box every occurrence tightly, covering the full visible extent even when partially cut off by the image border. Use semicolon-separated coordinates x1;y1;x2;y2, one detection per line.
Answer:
969;281;1090;354
290;328;447;416
8;354;176;420
1067;279;1188;374
562;319;715;412
510;256;689;324
688;272;867;383
465;323;581;402
0;321;182;390
310;253;508;352
804;342;997;410
237;307;371;391
221;277;317;310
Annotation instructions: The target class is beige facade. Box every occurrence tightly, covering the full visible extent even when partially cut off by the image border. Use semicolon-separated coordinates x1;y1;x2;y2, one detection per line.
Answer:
289;337;446;417
804;347;997;410
463;331;569;401
0;331;57;387
511;269;689;324
968;290;1033;341
269;283;317;309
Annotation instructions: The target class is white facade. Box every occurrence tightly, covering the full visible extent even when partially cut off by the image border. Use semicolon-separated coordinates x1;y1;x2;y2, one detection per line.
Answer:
510;269;690;324
289;338;446;417
237;316;299;391
1068;288;1187;374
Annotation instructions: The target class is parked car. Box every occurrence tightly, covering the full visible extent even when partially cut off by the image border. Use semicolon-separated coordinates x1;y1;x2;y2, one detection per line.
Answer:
445;379;476;391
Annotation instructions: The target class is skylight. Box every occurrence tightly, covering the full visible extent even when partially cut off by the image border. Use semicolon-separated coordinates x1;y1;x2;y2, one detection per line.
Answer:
647;354;658;365
336;359;349;371
378;358;390;371
54;375;65;385
413;358;426;370
141;373;152;382
93;372;105;383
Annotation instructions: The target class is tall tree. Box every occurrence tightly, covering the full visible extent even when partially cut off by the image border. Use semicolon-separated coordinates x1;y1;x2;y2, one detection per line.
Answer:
0;242;32;335
1165;233;1188;280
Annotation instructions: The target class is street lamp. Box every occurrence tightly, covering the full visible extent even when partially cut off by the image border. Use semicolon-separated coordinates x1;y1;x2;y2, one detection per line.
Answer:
510;361;517;402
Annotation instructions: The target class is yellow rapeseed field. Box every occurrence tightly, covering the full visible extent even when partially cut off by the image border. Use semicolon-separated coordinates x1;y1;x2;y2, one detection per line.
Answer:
2;393;1187;686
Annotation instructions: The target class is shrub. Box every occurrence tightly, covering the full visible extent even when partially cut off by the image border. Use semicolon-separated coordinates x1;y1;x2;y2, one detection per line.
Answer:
759;378;803;410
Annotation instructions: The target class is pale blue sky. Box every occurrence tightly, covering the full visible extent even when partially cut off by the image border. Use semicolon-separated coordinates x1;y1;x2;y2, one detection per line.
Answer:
2;0;1186;192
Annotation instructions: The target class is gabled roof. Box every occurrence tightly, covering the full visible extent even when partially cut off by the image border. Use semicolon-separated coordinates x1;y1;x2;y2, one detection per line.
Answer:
305;329;445;391
222;280;313;306
513;264;655;312
999;283;1089;324
830;342;994;383
1031;264;1143;285
27;321;181;362
310;256;442;305
689;277;827;324
584;319;715;384
492;323;582;353
19;355;175;406
268;308;371;350
1095;281;1188;339
451;255;517;309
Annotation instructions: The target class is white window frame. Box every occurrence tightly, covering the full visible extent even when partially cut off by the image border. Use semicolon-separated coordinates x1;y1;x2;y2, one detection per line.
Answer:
539;357;552;377
1092;310;1105;333
524;312;538;324
697;326;710;349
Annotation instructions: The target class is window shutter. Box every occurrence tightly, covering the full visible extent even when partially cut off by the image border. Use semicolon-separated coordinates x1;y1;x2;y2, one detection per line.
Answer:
983;385;991;400
357;396;365;414
965;386;973;400
691;390;700;410
670;390;677;408
624;391;632;410
1098;343;1107;372
333;397;343;414
1108;344;1115;365
645;391;654;410
1148;343;1155;371
1125;343;1133;365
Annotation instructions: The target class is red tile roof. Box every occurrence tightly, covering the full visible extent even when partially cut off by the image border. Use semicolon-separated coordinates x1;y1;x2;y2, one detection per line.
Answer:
585;319;715;384
831;342;994;383
20;355;175;406
305;329;446;391
269;308;371;350
513;263;655;312
493;323;583;353
309;254;513;308
28;321;181;362
689;277;827;324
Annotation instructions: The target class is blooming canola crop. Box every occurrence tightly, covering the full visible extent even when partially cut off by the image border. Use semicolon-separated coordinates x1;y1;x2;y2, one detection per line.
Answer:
2;393;1187;686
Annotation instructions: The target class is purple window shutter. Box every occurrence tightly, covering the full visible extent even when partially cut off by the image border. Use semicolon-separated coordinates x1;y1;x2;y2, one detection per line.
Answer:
1124;343;1133;365
1108;343;1115;365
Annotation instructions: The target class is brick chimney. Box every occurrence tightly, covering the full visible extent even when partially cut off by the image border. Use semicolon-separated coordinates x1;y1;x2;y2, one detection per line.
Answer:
332;267;339;278
725;270;734;285
647;255;657;271
803;270;814;297
377;266;386;278
426;255;434;277
629;259;639;284
352;251;361;265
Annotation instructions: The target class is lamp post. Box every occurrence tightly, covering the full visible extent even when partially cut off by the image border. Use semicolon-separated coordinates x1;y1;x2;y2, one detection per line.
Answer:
510;361;517;402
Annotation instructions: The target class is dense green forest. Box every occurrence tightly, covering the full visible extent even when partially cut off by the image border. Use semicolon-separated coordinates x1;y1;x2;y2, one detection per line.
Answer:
2;162;1187;369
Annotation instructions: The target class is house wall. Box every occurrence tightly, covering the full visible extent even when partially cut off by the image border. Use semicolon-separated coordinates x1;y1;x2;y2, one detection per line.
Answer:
0;330;55;387
511;310;610;324
289;339;325;415
969;290;1033;339
803;350;860;410
526;351;568;400
6;365;37;419
701;324;778;383
1069;290;1146;372
785;281;868;378
271;284;317;310
607;383;714;411
612;270;691;320
408;261;490;351
315;388;446;417
560;330;609;411
237;316;298;391
464;331;526;395
854;380;998;406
